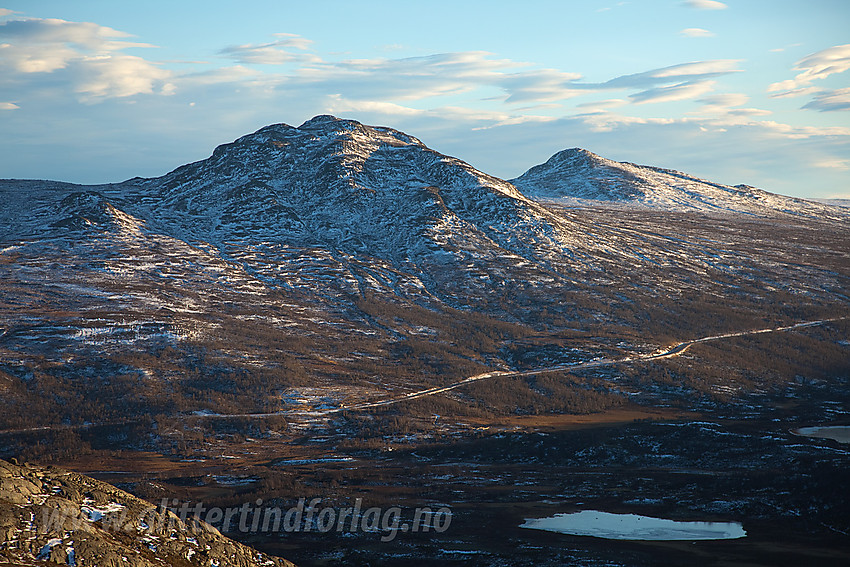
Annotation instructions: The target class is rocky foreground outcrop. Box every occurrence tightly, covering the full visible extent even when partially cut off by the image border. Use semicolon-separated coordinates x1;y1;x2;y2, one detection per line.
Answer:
0;459;294;567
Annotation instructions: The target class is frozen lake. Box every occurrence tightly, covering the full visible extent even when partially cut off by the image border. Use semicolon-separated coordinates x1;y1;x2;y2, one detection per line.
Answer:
521;510;746;541
794;426;850;444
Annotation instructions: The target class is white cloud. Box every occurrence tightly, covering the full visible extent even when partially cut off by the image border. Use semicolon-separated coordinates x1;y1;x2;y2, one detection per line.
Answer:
513;102;563;112
631;80;716;104
0;17;172;100
768;86;819;99
499;68;585;102
2;12;846;199
597;60;741;90
691;93;772;122
0;8;15;17
596;2;628;13
769;43;801;54
575;98;628;111
802;88;850;112
578;112;676;132
325;94;556;130
768;44;850;95
698;93;750;108
270;33;313;50
73;54;173;100
755;120;850;138
326;96;425;117
219;34;319;65
813;158;850;170
285;51;539;103
680;28;715;38
683;0;728;9
0;12;745;115
214;51;740;108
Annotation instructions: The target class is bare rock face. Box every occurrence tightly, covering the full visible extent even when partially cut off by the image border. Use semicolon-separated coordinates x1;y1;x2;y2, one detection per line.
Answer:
0;459;295;567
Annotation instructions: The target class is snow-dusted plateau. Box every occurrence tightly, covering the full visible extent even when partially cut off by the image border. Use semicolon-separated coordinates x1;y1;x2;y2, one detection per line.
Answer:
1;116;849;566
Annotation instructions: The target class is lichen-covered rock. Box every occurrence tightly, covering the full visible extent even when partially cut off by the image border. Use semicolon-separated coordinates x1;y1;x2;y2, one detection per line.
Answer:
0;459;295;567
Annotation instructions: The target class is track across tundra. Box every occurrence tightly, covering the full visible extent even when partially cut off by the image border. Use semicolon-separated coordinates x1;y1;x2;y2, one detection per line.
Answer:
336;316;849;413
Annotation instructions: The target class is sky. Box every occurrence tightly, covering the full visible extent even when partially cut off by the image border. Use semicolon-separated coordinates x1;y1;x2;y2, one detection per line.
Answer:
1;0;849;198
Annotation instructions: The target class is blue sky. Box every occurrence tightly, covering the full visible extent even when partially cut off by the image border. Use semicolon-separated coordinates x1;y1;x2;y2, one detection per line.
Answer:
1;1;849;198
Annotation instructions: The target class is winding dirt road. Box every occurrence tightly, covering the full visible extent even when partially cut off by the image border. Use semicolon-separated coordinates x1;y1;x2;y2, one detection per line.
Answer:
336;316;847;413
3;316;841;436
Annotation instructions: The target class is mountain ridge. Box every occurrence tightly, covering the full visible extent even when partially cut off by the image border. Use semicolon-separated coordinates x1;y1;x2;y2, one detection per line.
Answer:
510;145;845;219
2;114;847;319
4;116;846;237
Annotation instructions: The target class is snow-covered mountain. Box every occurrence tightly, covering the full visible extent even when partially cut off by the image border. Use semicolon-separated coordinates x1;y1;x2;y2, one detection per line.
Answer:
3;115;848;314
127;115;572;263
511;148;846;219
1;115;849;450
2;116;579;287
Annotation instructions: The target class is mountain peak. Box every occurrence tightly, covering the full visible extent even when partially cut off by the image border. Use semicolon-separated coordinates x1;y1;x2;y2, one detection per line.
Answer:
546;147;610;167
121;115;535;256
297;114;355;131
300;113;342;125
509;146;638;202
556;147;601;158
512;147;840;217
247;115;367;141
295;114;423;146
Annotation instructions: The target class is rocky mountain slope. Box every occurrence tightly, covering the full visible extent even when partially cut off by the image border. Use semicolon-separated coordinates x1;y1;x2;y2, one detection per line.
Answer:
0;458;293;567
0;115;848;447
3;115;565;266
4;116;846;320
511;148;847;219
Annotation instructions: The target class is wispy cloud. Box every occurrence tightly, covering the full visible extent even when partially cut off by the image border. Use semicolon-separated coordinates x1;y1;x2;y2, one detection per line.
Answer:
680;28;715;38
755;120;850;138
564;61;741;106
219;34;319;65
683;0;728;9
768;86;819;99
593;60;741;90
692;93;772;124
596;2;628;12
769;42;801;54
0;13;745;114
325;94;556;131
2;12;847;200
802;88;850;112
698;93;750;108
630;80;715;104
768;44;850;95
295;51;538;103
270;33;313;50
813;158;850;170
768;44;850;113
499;68;585;102
575;98;628;110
